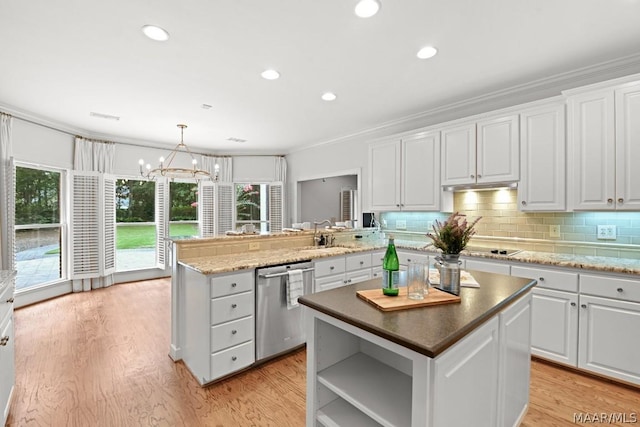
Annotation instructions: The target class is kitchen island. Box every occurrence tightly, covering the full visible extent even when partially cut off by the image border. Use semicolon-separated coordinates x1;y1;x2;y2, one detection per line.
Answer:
299;271;536;427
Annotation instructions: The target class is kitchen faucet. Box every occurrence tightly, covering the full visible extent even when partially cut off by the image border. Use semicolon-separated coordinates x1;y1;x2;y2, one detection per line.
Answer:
313;220;333;246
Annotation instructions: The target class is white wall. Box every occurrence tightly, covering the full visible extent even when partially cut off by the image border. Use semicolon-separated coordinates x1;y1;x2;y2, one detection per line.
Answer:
233;156;277;182
300;175;357;224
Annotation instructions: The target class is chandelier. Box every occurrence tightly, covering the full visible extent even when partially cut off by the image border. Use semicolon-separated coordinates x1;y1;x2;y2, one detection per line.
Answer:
138;124;211;180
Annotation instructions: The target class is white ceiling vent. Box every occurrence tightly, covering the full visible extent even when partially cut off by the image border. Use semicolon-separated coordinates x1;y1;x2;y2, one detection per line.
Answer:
90;112;120;121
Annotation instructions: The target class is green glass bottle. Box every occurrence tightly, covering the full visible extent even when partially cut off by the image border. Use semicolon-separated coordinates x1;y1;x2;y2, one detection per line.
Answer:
382;235;400;296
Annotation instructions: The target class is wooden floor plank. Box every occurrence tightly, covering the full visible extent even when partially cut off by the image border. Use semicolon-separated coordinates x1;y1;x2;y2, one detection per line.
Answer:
6;278;639;426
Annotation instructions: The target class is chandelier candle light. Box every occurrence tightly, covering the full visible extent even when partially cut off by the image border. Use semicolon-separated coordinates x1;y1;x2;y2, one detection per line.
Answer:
139;124;211;180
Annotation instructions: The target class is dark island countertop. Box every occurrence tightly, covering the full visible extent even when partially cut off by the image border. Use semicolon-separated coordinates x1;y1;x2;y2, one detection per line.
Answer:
299;270;536;358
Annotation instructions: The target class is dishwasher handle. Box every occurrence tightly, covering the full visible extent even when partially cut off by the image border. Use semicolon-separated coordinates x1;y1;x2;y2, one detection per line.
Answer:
259;267;314;279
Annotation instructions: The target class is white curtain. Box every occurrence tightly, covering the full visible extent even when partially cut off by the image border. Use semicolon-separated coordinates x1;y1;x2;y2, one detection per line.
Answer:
0;113;14;271
201;155;233;182
73;137;116;290
275;156;287;182
74;137;115;173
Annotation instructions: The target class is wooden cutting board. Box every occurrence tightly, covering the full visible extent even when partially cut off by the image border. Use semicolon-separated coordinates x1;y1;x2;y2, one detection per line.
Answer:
356;286;461;311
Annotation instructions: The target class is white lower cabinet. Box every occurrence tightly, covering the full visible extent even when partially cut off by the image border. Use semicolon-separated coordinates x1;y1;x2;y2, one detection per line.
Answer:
182;267;255;385
0;273;15;426
314;253;373;293
511;265;579;366
306;293;532;427
578;274;640;385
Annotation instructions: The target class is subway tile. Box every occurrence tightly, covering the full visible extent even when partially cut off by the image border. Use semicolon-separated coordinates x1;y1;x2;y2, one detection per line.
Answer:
564;233;586;241
542;217;564;225
618;250;640;260
595;248;620;258
516;224;536;232
555;246;575;254
574;246;597;256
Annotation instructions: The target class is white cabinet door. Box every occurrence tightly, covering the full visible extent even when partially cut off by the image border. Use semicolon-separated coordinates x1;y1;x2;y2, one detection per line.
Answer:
531;288;578;366
578;295;640;385
369;140;401;211
518;103;566;211
614;83;640;210
476;114;520;184
402;132;441;210
568;89;616;210
0;315;14;426
441;122;476;186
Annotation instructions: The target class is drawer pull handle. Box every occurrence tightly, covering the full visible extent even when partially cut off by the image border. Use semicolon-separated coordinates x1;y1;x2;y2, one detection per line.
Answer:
0;336;8;346
581;304;587;309
231;356;237;361
570;302;576;307
617;287;623;293
5;297;14;303
231;329;237;335
231;304;237;309
231;282;237;287
538;277;545;282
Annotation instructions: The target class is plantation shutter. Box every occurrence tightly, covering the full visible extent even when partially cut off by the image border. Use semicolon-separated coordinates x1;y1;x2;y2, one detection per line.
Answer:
155;178;169;268
216;183;235;235
5;158;16;272
269;182;284;233
70;171;101;287
198;180;215;238
102;174;116;275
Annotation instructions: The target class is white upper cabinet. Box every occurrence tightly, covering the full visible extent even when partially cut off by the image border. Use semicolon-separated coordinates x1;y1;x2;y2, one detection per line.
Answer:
441;114;519;186
369;131;441;211
568;80;640;210
518;101;566;211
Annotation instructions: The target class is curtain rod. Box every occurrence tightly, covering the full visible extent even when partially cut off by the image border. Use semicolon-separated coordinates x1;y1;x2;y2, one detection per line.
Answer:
4;111;285;158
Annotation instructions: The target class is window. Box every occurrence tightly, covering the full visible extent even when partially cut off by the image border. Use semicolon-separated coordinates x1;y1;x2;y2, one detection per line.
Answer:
235;183;282;233
15;165;63;290
115;178;156;271
169;181;198;238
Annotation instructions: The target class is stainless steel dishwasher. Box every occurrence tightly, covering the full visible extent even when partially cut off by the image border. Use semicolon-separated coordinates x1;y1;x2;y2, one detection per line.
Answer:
255;261;314;362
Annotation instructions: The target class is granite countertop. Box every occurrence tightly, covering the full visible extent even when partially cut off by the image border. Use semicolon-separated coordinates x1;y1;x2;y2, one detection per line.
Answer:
298;271;536;358
178;237;640;276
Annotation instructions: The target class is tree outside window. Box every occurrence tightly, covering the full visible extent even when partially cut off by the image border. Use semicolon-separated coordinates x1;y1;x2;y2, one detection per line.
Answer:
169;181;198;238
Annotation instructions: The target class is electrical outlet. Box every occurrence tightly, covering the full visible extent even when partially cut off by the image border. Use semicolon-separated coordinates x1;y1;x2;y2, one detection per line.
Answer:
396;220;407;230
249;242;261;250
597;225;617;240
549;225;560;238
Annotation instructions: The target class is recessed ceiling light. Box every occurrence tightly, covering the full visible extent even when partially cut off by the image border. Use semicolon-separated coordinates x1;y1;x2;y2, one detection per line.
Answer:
417;46;438;59
355;0;381;18
261;69;280;80
141;25;170;42
321;92;337;101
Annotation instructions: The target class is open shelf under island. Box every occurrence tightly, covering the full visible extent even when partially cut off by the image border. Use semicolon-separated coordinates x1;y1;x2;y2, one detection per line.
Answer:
299;271;537;427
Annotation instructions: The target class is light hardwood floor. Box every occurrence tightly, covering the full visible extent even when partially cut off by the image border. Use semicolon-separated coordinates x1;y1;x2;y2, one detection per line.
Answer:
7;278;639;426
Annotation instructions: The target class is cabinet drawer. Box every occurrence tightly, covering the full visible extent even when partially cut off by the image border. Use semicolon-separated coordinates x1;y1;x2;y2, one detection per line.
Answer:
345;269;372;285
211;316;254;353
211;292;254;325
371;250;385;266
210;271;253;298
580;274;640;303
314;257;346;278
465;259;510;275
511;265;578;293
346;253;372;271
210;340;254;381
315;274;348;292
398;251;429;266
0;283;13;326
372;267;383;280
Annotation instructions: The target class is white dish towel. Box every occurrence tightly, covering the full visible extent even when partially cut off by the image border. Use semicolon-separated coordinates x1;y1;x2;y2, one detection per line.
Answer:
287;269;304;309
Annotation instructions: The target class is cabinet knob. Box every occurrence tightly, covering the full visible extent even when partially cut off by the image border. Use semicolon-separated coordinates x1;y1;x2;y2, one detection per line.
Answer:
538;277;545;282
231;282;237;287
477;174;482;179
607;198;613;204
360;261;364;265
231;303;237;309
343;280;348;284
396;204;400;207
407;258;412;262
521;201;527;206
5;297;14;303
571;302;576;307
617;287;624;293
618;198;624;204
0;336;8;346
330;266;334;270
231;356;237;361
231;329;237;335
581;304;587;309
470;174;475;179
348;279;352;283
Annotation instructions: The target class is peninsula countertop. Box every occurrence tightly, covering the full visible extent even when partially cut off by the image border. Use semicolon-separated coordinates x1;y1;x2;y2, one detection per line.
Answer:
298;271;536;358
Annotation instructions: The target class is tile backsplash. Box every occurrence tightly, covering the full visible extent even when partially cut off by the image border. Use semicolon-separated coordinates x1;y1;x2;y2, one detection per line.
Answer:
380;189;640;259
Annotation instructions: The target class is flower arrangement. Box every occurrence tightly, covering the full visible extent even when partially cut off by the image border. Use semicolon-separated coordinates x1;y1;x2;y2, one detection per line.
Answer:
427;212;481;255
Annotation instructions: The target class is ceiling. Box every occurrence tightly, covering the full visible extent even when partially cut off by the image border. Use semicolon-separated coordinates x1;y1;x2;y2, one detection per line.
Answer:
2;0;640;155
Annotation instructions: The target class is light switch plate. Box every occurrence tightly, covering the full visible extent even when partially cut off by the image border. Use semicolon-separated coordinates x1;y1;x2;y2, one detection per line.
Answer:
597;225;617;240
396;220;407;230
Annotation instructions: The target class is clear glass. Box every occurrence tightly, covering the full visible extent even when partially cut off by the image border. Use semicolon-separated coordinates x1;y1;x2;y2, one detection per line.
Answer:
407;261;428;300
